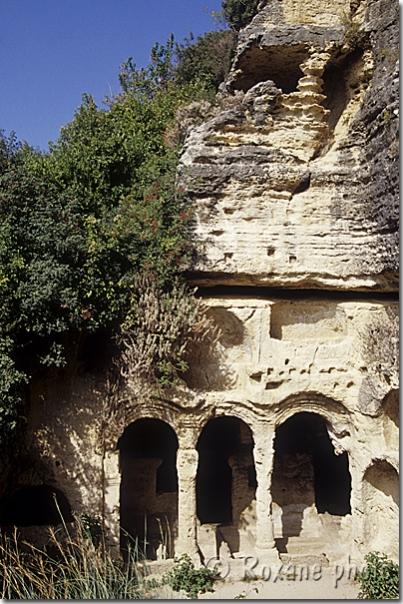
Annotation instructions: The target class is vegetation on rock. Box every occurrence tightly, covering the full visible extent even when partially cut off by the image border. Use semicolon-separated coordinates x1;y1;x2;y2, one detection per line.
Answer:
357;551;399;599
175;29;237;90
221;0;265;30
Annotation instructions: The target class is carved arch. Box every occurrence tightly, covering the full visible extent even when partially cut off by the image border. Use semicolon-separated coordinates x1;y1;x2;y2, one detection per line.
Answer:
271;391;351;439
197;406;258;443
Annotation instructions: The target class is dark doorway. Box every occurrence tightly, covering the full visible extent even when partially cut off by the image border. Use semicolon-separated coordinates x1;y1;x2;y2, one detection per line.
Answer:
272;412;351;541
0;485;73;526
196;416;255;525
118;418;178;559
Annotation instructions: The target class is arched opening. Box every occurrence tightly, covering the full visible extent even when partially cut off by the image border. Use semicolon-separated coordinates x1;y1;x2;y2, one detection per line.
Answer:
196;416;256;559
0;485;73;526
363;461;399;559
271;412;351;553
118;418;178;560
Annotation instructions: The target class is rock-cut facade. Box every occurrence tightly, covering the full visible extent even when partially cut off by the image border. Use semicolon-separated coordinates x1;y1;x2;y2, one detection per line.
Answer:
5;0;398;571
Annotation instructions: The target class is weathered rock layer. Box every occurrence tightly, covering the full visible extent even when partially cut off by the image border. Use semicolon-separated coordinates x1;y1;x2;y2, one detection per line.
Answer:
179;0;399;292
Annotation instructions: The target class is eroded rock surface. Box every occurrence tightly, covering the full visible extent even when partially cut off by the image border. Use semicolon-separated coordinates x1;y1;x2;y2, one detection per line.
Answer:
179;0;399;291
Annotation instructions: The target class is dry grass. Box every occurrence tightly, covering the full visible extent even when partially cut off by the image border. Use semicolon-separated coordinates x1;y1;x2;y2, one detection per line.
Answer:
0;520;153;599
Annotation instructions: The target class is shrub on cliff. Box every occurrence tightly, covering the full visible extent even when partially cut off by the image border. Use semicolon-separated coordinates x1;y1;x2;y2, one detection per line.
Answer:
221;0;264;30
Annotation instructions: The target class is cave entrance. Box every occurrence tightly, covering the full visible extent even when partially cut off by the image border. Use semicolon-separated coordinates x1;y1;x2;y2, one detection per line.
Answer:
118;418;178;560
272;412;351;552
230;44;309;94
196;416;256;559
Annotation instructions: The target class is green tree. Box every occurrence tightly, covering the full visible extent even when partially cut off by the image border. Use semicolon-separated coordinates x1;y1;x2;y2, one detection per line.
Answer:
175;30;237;90
0;43;216;446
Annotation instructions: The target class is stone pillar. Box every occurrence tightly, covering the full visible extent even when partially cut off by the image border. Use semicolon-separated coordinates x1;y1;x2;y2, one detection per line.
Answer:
175;448;199;561
349;449;368;566
103;449;121;556
253;431;280;564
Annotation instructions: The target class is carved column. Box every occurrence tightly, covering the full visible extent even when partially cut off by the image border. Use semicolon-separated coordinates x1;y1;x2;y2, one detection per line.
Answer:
253;428;280;564
175;447;199;561
102;449;121;556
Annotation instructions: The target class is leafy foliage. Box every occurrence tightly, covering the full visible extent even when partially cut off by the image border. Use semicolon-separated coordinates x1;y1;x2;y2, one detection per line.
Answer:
164;554;219;599
0;31;219;447
0;0;255;447
221;0;264;31
175;30;237;90
357;552;399;599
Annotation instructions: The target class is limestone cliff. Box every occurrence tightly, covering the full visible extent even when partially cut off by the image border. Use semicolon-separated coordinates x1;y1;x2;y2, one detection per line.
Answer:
179;0;399;291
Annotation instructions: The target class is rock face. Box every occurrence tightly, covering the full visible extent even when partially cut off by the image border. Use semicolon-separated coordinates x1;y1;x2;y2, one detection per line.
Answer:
6;0;398;575
179;0;399;292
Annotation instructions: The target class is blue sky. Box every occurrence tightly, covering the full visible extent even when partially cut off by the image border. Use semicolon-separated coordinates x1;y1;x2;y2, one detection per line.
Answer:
1;1;224;151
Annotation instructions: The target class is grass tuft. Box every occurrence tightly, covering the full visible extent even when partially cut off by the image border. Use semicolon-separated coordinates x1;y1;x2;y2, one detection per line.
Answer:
0;520;153;599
